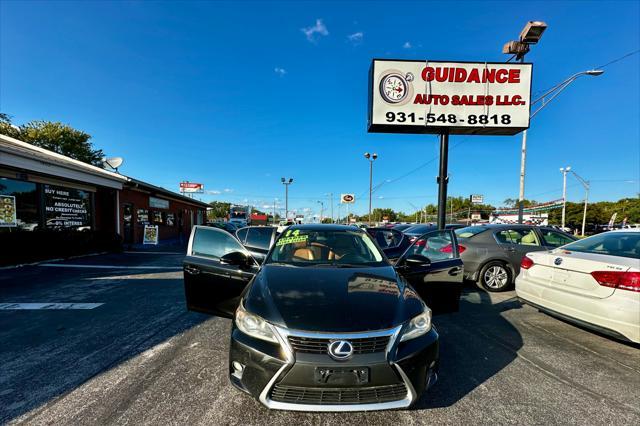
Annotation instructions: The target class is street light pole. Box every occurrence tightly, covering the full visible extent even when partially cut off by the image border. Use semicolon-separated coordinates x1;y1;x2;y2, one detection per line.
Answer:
560;166;571;228
281;177;293;221
516;69;604;224
364;152;377;226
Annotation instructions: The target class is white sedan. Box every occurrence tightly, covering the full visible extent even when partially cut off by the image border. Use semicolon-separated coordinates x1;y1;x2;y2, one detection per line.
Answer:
516;229;640;343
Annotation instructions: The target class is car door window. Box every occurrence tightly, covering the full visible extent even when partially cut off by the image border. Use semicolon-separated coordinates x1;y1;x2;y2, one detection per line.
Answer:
495;229;540;246
404;230;456;262
245;227;274;250
191;227;246;259
235;227;248;243
372;229;402;248
540;229;574;247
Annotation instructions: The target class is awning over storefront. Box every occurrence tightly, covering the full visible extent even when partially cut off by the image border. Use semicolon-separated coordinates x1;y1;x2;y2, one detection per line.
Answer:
0;134;127;189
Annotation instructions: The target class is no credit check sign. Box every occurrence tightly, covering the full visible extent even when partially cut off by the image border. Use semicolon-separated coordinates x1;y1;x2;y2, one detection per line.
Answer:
368;59;532;136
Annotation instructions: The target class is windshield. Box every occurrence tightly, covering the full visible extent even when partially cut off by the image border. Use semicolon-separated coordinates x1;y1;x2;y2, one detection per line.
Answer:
561;232;640;259
266;229;385;267
455;226;488;239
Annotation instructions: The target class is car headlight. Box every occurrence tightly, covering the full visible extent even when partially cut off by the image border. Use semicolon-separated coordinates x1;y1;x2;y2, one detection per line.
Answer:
400;308;432;342
235;303;278;343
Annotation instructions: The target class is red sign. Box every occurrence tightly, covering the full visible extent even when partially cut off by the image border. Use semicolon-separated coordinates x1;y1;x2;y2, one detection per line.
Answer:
179;182;204;193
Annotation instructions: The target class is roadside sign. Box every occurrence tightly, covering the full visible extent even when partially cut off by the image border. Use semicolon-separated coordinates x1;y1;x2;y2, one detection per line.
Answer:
471;213;482;221
341;194;355;204
143;225;159;245
368;59;532;135
180;182;204;193
470;194;484;204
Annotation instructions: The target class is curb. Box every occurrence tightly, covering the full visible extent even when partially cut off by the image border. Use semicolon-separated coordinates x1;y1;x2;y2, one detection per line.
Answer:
0;251;109;271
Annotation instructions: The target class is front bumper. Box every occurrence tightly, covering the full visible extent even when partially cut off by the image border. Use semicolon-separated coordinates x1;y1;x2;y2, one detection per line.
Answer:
228;324;439;411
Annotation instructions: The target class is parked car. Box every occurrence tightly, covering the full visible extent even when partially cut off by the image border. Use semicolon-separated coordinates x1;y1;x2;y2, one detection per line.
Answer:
236;226;277;264
403;224;438;242
403;224;463;243
206;221;239;233
183;224;463;411
516;229;640;343
454;224;577;292
392;223;414;232
366;227;412;261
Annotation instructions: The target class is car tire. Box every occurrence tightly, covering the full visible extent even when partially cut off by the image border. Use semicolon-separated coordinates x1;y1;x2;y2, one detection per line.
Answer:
479;261;512;292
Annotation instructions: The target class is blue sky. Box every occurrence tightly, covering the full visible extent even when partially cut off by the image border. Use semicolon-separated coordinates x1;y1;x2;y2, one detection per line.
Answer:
1;0;639;218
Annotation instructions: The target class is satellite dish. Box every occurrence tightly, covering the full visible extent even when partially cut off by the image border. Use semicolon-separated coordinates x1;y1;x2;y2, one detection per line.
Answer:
103;157;124;172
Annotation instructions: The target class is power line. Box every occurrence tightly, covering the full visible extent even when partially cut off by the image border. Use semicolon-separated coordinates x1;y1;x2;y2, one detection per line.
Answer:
596;49;640;69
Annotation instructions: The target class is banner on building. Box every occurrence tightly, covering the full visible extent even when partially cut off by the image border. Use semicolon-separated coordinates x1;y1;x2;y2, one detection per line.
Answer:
44;185;91;229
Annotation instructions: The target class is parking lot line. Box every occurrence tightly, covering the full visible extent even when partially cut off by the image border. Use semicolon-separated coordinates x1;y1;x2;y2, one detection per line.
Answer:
0;303;104;310
38;264;182;270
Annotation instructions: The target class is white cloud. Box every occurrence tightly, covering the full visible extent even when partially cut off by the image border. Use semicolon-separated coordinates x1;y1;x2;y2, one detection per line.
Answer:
301;19;328;42
403;41;412;49
206;190;221;195
274;67;287;76
347;32;363;44
223;188;233;193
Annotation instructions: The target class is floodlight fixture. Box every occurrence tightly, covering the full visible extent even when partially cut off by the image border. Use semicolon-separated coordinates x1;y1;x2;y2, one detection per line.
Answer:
519;21;547;44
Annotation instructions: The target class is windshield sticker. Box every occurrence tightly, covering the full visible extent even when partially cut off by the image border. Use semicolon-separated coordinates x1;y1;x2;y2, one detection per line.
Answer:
276;230;309;246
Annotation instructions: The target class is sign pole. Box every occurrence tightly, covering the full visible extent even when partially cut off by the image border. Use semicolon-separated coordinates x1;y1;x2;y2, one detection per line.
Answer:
437;132;449;230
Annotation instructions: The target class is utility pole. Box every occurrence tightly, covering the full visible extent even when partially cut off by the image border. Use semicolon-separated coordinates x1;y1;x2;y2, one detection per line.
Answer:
570;170;590;236
273;200;277;225
364;152;377;226
560;166;571;228
328;193;334;223
317;200;324;223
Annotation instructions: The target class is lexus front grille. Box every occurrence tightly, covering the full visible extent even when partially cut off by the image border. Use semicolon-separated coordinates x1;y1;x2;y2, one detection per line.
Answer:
287;335;390;354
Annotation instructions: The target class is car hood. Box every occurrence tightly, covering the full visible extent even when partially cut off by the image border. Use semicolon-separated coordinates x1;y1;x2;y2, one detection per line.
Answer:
244;265;424;332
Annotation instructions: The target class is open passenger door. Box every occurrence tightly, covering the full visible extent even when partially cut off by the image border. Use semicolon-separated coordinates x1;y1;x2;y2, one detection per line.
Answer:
395;229;463;315
183;226;259;318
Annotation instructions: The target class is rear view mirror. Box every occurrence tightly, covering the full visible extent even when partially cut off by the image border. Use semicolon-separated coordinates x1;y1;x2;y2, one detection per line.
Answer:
220;251;250;266
405;254;431;266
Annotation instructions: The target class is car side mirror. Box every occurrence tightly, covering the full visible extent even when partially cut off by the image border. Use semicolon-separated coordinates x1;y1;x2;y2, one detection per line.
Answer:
405;254;431;266
220;251;250;267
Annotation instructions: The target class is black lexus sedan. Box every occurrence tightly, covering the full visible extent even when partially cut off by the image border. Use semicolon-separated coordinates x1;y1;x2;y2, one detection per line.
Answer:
183;224;463;411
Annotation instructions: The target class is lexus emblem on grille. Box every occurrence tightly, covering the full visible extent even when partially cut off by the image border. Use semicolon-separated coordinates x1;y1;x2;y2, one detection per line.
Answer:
328;340;354;360
554;257;563;265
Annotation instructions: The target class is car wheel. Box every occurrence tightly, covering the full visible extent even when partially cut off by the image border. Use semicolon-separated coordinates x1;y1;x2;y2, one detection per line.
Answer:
479;261;512;292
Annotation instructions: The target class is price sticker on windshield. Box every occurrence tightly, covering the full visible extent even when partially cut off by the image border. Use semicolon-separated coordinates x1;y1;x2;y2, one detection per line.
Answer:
276;230;309;246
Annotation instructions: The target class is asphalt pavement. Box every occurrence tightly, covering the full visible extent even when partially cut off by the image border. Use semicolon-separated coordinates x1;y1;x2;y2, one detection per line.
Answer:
1;251;639;425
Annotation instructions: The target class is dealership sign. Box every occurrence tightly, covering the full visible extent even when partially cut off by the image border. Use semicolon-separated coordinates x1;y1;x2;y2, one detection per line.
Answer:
341;194;355;204
368;59;532;135
470;194;484;204
180;182;204;193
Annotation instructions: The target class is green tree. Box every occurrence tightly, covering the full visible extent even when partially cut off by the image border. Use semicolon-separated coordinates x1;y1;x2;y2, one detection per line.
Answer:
1;114;104;166
207;201;231;220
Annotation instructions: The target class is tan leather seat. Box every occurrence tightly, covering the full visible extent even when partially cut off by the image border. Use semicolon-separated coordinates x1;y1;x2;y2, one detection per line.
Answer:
293;247;314;260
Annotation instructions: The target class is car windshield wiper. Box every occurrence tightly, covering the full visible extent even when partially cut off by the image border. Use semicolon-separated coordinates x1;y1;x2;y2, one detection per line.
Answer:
266;262;297;267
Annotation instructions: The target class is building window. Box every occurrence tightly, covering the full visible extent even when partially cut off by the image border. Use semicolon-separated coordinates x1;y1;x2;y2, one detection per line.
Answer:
166;213;175;226
137;209;149;224
153;210;164;224
0;177;39;231
43;184;92;230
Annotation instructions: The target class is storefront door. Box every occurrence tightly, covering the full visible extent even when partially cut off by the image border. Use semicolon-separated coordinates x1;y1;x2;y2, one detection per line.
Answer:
122;203;134;244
